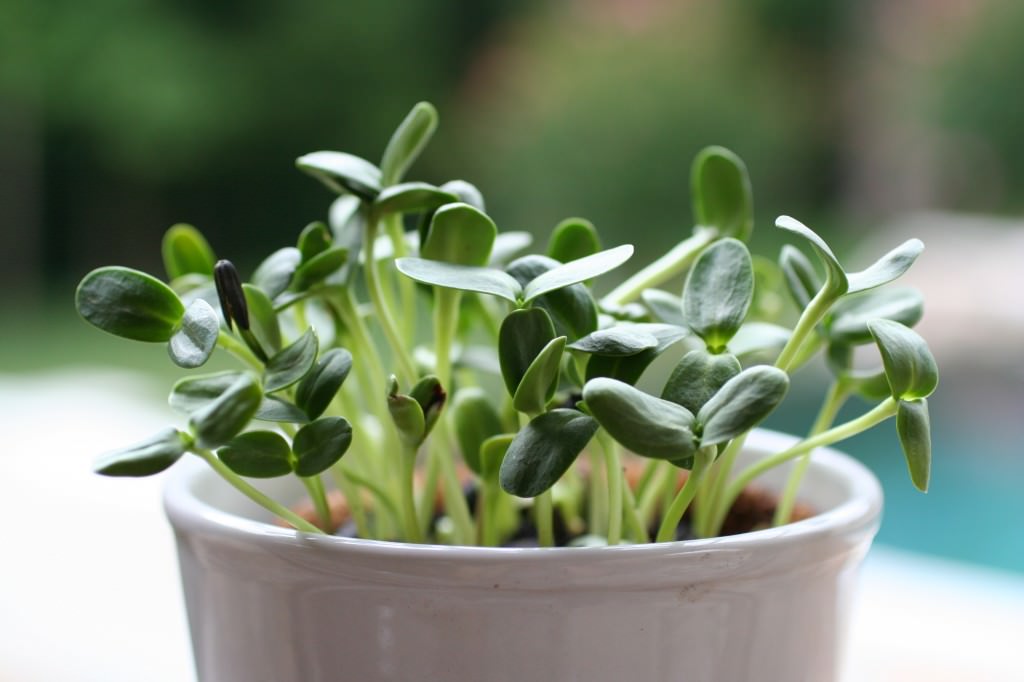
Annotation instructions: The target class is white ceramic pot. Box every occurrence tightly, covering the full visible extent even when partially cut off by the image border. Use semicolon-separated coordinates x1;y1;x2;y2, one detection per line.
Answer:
164;429;882;682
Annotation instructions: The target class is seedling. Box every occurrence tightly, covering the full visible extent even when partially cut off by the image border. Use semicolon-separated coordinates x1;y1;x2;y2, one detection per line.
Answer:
76;102;937;546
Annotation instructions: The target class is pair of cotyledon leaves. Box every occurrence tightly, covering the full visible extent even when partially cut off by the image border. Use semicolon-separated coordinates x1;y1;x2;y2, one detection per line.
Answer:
93;332;354;479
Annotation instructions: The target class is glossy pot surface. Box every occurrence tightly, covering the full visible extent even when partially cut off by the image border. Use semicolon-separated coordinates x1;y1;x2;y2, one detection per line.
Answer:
164;429;882;682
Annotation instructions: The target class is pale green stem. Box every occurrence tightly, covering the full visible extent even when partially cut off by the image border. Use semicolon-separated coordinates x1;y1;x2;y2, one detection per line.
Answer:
398;444;423;543
718;398;898;530
620;474;649;543
216;331;263;371
193;448;323;534
699;433;748;538
638;460;675;528
432;421;476;544
587;448;607;538
433;288;461;390
773;381;850;527
330;465;371;538
302;475;333;531
601;229;716;307
655;447;713;543
535;489;555;547
343;468;403;531
598;431;624;545
774;286;836;372
363;218;417;385
384;213;418;343
416;448;440;534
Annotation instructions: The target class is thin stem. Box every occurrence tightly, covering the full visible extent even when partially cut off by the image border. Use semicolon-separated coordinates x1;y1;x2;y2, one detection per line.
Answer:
363;217;417;385
700;433;748;538
384;213;418;344
598;431;624;545
193;448;323;534
479;480;500;547
302;475;333;531
398;445;423;543
620;474;649;544
216;331;263;371
330;465;371;538
655;448;713;543
637;460;675;528
432;421;476;545
774;286;835;372
601;229;716;307
717;398;898;531
534;489;554;547
772;381;849;527
587;448;607;538
416;447;440;534
433;288;461;390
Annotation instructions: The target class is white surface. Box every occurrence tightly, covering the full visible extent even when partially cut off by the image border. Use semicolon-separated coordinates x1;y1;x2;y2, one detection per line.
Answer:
2;370;1022;681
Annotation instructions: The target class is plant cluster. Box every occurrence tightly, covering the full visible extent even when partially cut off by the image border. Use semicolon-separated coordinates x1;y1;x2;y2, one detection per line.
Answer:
75;102;937;546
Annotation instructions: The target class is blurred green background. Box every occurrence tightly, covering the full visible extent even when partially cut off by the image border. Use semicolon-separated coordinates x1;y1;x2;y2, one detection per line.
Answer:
2;0;1022;569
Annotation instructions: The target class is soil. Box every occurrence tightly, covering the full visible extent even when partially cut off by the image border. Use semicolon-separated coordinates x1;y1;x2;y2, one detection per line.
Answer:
286;468;814;544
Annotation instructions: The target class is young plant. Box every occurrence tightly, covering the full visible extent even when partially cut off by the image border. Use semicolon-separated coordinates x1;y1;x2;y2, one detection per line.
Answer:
76;101;937;546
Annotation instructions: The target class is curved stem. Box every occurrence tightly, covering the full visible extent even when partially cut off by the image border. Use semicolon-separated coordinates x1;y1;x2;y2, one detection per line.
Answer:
601;229;716;307
718;398;898;529
598;431;624;545
655;448;712;543
330;465;370;538
774;287;835;372
773;381;849;527
363;218;417;385
398;444;423;543
216;331;263;371
193;448;323;534
699;433;748;537
302;475;332;531
535;489;554;547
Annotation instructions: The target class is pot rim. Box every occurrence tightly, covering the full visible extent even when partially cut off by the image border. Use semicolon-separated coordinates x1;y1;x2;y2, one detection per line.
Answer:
163;428;883;567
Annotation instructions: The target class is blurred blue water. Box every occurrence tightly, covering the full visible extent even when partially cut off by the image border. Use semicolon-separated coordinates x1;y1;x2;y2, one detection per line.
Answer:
766;367;1024;574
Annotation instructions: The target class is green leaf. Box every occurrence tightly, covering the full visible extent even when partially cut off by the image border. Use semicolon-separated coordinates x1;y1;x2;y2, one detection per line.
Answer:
682;238;753;350
421;202;497;266
374;182;458;216
727;322;791;361
499;307;556;398
896;398;931;492
775;216;848;299
827;288;923;345
507;255;597;341
296;151;382;201
847;239;924;294
489;231;534;266
76;266;185;342
168;299;220;368
568;327;658;356
513;336;566;414
94;428;191;477
499;409;598;498
641;289;684;326
696;366;789;446
380;101;438;186
583;323;689;385
523;245;633;302
242;284;282;354
189;373;263;449
408;375;446;440
691;146;753;242
254;396;309;423
290;246;349;292
162;224;215;281
387;377;425;447
582;378;697;463
868;319;938;400
439;179;485;211
480;434;514;483
838;368;893;402
779;244;821;311
218;431;293;478
295;348;353;420
547;218;601;263
251;247;301;300
297;222;332;262
394;258;522;302
662;349;741;415
170;371;240;412
451;387;504;476
264;329;318;393
292;416;353;476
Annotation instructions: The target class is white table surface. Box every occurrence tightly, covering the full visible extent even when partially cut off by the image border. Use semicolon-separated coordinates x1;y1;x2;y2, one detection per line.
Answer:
2;370;1022;681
